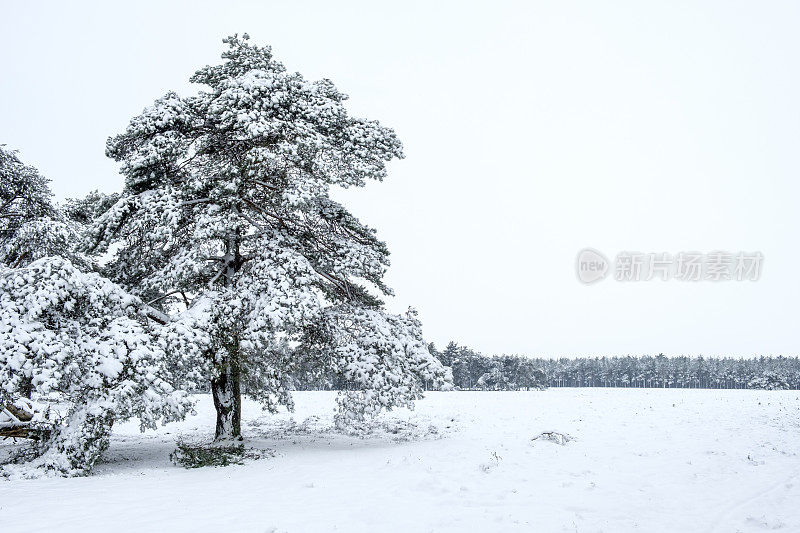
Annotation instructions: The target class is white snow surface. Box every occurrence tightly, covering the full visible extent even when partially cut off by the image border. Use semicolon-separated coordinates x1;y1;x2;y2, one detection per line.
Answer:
2;389;799;532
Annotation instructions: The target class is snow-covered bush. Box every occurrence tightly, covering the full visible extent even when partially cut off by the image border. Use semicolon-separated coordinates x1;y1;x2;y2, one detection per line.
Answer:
170;441;247;468
324;307;451;428
3;216;93;271
0;257;193;477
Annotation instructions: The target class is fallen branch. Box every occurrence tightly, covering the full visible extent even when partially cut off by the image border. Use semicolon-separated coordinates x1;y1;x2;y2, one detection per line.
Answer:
0;426;50;440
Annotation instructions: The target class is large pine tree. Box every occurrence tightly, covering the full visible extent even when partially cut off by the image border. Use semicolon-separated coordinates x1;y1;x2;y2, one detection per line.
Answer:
92;35;448;439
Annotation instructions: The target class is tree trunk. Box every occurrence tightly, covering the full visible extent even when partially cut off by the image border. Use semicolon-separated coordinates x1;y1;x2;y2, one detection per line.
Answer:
19;376;33;399
211;358;242;440
210;233;244;441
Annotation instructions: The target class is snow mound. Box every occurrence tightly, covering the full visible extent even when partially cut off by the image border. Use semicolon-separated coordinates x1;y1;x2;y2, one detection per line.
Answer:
531;431;574;445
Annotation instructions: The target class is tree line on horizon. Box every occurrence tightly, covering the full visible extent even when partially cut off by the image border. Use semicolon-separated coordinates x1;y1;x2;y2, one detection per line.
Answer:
425;343;799;391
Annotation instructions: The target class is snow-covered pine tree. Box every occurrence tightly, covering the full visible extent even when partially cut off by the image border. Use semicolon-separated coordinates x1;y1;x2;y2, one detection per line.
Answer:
477;359;507;391
0;145;94;271
92;34;448;440
0;257;194;477
62;190;121;228
1;145;55;264
439;341;460;367
748;370;790;390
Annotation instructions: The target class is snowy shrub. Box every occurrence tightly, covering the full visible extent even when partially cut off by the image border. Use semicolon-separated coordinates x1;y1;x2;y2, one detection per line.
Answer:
325;307;451;428
479;451;503;473
170;441;247;468
3;217;93;271
0;257;193;477
169;440;272;468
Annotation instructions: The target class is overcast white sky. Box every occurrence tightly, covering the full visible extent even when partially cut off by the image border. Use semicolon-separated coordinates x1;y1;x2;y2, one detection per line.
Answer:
2;1;799;357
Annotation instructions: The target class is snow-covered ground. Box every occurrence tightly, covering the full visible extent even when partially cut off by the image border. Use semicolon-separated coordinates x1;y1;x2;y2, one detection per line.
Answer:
2;389;799;532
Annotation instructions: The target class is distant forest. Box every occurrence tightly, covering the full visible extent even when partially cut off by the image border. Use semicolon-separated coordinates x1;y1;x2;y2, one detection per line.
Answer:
427;342;800;391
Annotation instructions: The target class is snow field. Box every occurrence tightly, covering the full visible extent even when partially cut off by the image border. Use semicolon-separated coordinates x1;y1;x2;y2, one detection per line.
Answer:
2;388;799;532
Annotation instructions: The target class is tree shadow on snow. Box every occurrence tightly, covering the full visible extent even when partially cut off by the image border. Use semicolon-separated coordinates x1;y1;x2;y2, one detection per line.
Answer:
87;413;448;476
